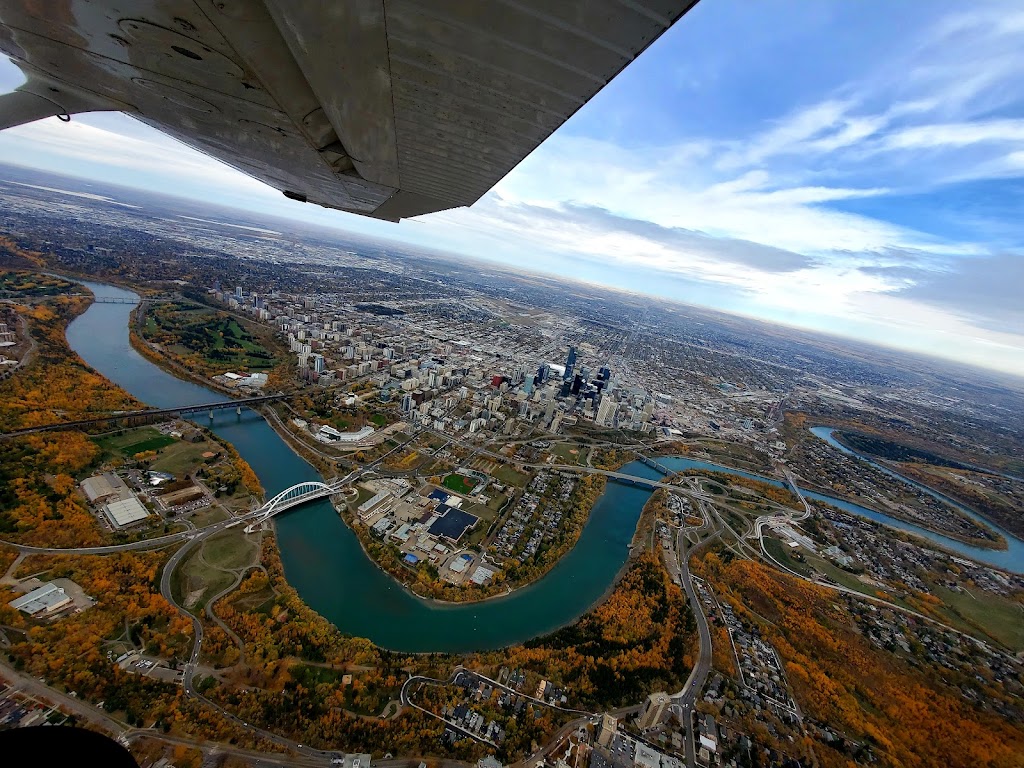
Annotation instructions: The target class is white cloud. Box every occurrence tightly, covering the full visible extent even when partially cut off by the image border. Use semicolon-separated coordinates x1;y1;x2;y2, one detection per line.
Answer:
1;5;1023;375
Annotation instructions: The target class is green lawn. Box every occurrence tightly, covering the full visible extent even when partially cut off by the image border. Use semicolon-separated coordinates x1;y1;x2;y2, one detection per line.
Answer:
189;506;227;528
122;434;177;455
550;442;587;465
202;529;256;571
144;302;279;370
803;552;879;596
763;537;814;577
230;584;277;615
148;439;220;477
94;426;166;455
171;547;235;611
933;585;1024;651
493;465;529;487
443;473;476;494
352;486;377;509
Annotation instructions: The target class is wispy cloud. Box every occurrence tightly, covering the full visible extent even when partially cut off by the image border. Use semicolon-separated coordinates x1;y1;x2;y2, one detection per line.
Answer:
0;3;1023;374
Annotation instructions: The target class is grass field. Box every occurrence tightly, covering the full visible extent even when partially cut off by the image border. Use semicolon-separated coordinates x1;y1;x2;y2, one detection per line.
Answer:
122;435;177;455
230;583;277;615
493;465;529;487
148;440;220;477
171;548;235;611
443;473;476;494
933;585;1024;651
189;507;227;528
550;442;587;465
94;427;167;455
143;301;279;371
352;486;377;509
170;529;256;611
803;552;880;596
763;537;814;578
202;530;256;571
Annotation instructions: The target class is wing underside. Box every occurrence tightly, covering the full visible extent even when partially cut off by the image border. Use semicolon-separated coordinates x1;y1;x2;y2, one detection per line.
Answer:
0;1;697;220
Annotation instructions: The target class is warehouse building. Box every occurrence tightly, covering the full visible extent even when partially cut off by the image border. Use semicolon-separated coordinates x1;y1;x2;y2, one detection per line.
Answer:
8;583;73;617
80;472;131;505
103;497;151;529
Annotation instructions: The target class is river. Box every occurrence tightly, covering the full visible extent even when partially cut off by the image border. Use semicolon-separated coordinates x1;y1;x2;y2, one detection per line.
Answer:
63;282;1024;655
808;426;1024;572
67;280;662;652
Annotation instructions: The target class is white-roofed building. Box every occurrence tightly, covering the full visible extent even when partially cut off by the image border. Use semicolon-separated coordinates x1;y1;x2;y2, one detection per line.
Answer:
81;473;130;504
9;583;72;616
470;565;495;585
358;491;392;519
103;497;151;528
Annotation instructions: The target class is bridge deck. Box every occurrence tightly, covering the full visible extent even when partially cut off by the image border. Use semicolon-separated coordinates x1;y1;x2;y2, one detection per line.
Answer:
0;394;293;439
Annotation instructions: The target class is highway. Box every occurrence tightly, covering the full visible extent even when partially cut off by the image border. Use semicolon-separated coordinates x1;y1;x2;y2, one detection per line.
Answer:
10;530;192;555
666;509;720;768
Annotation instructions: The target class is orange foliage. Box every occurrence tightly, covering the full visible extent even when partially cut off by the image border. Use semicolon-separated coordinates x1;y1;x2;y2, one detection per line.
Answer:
0;296;142;430
697;554;1024;768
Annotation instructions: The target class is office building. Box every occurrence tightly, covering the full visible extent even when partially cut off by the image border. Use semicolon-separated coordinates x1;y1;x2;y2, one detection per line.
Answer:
563;346;577;381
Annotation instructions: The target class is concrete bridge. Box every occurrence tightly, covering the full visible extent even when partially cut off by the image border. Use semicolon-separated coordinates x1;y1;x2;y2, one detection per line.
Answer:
243;479;349;532
602;470;676;491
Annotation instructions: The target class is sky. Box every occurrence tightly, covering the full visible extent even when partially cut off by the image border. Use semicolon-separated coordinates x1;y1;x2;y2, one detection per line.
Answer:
1;0;1024;376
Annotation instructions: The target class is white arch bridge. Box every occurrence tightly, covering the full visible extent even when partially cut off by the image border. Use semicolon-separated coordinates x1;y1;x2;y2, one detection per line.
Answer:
244;479;349;532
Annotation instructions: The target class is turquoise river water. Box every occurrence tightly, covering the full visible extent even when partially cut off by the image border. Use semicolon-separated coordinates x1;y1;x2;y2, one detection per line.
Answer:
63;281;1024;653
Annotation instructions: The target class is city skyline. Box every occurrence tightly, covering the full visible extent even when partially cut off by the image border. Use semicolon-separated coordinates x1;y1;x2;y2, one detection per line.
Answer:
1;0;1023;376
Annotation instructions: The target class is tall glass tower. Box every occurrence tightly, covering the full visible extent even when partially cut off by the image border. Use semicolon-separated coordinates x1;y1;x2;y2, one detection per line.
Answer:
563;345;577;381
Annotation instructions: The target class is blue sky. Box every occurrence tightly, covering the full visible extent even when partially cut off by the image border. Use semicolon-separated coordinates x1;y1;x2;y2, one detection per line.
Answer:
2;0;1024;376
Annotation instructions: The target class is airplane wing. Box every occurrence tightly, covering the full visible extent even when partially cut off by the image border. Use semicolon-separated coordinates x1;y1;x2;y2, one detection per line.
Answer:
0;1;698;221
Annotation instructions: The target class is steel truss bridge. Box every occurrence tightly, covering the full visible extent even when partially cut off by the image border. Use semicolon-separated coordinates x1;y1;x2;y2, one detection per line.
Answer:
0;394;294;439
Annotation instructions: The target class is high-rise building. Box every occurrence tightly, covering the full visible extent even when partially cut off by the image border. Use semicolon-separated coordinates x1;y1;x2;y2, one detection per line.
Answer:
596;396;617;427
536;363;549;384
563;346;577;381
310;353;325;373
596;714;618;748
234;285;243;299
638;692;671;730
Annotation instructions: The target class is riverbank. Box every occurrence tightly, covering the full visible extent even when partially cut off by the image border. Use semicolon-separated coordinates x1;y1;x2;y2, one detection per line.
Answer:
825;428;1015;547
330;472;610;607
811;427;1024;562
63;276;673;651
126;297;626;608
793;473;1005;551
62;276;1024;654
